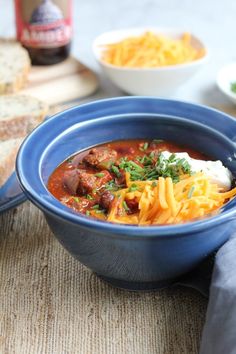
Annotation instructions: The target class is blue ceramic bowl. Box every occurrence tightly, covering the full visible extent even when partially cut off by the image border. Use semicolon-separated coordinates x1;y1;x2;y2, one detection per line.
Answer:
16;97;236;290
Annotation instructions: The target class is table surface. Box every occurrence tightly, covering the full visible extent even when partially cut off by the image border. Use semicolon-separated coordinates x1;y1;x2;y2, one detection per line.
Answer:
1;0;236;353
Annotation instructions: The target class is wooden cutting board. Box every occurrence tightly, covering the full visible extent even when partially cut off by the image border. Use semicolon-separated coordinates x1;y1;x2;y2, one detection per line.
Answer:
21;57;98;106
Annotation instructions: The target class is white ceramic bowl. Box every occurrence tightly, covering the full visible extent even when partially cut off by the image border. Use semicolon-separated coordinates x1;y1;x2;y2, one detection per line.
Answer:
217;62;236;104
92;27;208;96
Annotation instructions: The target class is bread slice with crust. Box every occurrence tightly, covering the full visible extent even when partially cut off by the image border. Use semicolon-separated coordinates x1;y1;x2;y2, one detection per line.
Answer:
0;94;48;188
0;39;31;94
0;94;48;140
0;138;23;187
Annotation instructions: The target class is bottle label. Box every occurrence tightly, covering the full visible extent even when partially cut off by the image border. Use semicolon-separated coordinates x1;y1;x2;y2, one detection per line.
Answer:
15;0;72;48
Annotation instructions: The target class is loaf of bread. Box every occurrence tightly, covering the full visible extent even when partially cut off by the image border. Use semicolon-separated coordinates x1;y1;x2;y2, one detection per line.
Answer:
0;94;48;141
0;39;31;94
0;138;24;187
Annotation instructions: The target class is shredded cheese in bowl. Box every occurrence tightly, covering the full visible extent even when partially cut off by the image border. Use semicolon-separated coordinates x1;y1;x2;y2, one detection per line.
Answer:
102;32;205;68
107;172;236;225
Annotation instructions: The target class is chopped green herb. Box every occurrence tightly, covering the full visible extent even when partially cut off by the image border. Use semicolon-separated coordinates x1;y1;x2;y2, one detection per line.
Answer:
118;151;190;182
119;158;144;179
86;194;93;200
139;142;149;151
122;201;130;212
95;172;105;178
72;197;80;203
176;158;185;166
137;155;153;166
95;209;105;214
130;172;143;180
128;183;138;192
146;170;158;178
136;156;144;163
119;156;128;165
129;161;144;171
120;159;131;168
188;186;195;199
149;151;155;159
231;81;236;94
92;204;100;210
142;152;192;183
111;165;121;177
105;180;121;191
102;149;193;189
86;210;90;216
168;153;176;162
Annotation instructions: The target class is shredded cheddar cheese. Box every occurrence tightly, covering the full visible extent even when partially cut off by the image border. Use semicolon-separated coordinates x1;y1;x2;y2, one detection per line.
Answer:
107;172;236;225
102;32;205;68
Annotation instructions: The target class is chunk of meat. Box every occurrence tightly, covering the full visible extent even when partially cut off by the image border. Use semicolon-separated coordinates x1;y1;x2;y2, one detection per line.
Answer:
63;170;79;195
96;170;113;189
63;169;112;196
70;154;81;167
115;146;135;155
125;198;139;214
63;169;97;195
65;197;96;213
99;190;114;211
83;147;117;170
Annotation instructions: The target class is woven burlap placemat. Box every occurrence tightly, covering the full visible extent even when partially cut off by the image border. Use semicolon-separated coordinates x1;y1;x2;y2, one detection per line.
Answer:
0;202;207;354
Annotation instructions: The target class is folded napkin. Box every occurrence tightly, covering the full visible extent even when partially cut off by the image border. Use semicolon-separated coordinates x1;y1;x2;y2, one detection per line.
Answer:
170;232;236;353
199;233;236;354
175;233;236;353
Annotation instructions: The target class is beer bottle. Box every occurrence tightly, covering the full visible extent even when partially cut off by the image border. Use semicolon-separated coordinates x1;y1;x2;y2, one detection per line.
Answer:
15;0;72;65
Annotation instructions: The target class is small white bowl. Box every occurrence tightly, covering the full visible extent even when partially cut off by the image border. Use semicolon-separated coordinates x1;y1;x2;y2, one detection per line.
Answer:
92;27;208;96
217;62;236;104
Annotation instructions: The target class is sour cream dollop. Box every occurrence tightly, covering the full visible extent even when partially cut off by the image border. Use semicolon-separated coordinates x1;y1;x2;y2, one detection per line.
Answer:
161;151;233;191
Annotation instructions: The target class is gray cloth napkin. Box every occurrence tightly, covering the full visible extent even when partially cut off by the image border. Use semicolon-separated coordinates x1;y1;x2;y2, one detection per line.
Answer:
199;233;236;354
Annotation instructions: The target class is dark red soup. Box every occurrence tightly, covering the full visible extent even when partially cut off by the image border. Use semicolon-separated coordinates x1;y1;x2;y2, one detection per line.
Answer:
48;139;206;221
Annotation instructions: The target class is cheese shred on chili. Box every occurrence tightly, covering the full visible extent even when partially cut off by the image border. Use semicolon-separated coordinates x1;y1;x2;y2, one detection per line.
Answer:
107;172;236;225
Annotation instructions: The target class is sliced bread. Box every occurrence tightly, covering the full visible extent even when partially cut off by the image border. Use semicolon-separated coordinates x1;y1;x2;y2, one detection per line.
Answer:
0;138;23;187
0;94;48;140
0;39;31;94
